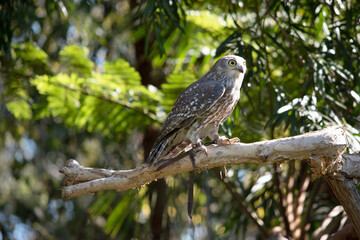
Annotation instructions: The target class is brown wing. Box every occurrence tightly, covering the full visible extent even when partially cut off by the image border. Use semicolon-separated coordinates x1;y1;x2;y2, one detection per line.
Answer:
159;79;225;139
146;79;225;164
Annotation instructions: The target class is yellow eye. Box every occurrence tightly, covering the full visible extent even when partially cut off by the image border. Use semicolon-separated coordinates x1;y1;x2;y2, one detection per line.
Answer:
228;59;237;66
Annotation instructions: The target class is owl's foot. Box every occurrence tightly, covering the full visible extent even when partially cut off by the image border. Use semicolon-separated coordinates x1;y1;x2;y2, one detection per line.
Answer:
228;137;240;144
216;136;240;145
193;142;208;156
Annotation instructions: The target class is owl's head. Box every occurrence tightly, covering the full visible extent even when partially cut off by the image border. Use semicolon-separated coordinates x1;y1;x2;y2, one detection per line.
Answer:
217;55;246;73
211;55;247;84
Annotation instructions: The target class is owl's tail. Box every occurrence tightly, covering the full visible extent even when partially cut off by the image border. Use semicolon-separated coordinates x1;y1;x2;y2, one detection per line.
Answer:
146;137;170;165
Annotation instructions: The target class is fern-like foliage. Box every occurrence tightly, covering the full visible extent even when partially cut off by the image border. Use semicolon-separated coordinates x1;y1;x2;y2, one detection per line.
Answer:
30;45;161;138
59;45;94;77
4;43;208;141
3;43;50;120
160;71;196;113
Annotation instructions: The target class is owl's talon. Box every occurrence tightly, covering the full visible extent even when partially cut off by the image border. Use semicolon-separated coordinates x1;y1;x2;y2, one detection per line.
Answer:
229;137;240;144
193;142;208;156
201;145;208;156
216;136;240;145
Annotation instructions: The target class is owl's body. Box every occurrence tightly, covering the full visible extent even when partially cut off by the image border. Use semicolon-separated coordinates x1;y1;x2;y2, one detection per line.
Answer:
146;55;247;165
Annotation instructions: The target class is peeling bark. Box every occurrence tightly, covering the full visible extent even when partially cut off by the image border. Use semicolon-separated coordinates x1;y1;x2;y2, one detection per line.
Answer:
60;126;349;198
59;126;360;239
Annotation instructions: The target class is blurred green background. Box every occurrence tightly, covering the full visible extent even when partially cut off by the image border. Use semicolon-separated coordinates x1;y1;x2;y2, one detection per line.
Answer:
0;0;359;239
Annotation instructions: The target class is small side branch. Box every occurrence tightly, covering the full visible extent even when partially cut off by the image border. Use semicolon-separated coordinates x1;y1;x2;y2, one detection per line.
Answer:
60;126;348;199
326;178;360;237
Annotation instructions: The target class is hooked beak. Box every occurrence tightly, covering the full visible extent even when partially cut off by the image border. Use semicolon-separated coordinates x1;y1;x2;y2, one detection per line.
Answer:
237;65;244;73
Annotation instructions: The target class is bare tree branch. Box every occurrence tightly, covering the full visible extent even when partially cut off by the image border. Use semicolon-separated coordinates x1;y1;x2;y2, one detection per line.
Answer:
60;126;349;199
60;125;360;239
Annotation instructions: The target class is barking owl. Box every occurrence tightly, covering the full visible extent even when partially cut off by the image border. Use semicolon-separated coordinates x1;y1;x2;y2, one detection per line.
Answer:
146;55;247;165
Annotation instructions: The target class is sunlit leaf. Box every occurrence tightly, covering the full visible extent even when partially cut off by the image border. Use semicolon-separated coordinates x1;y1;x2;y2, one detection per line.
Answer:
6;99;32;120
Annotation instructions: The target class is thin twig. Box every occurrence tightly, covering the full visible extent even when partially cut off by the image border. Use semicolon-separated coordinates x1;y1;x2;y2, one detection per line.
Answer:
294;175;310;238
273;164;292;237
299;179;321;240
214;170;269;239
49;81;160;122
285;161;296;233
265;0;305;64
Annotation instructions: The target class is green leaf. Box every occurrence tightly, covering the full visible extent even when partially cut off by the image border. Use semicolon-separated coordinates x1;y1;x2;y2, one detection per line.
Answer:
143;0;156;19
105;191;133;238
59;45;94;77
6;99;32;120
15;42;48;66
